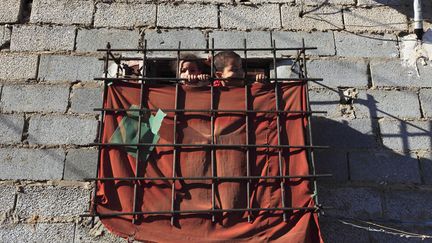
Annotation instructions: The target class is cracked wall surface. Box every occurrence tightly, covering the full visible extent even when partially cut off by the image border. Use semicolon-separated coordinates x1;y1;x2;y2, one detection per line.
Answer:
0;0;431;242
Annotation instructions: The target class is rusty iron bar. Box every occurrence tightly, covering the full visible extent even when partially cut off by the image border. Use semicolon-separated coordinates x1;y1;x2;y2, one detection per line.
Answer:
131;40;148;224
94;77;323;82
243;39;252;223
98;56;313;62
96;47;318;52
301;39;322;210
94;107;326;114
90;142;329;149
84;174;332;182
81;206;320;218
170;41;181;226
210;38;217;223
90;42;112;227
272;39;288;222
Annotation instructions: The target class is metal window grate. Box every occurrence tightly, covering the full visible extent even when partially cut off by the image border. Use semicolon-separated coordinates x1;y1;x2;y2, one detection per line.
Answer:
82;38;332;227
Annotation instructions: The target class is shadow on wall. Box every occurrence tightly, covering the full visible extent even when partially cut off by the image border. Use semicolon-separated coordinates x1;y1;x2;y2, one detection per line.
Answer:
309;105;432;241
302;0;432;32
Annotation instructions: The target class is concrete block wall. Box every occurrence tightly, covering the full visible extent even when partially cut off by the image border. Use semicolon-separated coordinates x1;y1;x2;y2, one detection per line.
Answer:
0;0;431;242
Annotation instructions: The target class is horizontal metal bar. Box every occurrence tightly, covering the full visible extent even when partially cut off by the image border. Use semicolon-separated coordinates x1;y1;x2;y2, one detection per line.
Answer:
91;143;329;149
94;77;323;82
84;174;332;182
98;57;308;62
95;107;327;114
81;206;320;218
96;47;318;52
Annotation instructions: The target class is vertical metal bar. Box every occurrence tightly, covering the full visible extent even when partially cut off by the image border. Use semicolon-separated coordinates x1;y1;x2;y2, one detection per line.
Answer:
272;39;287;222
91;42;111;226
170;41;181;226
243;39;252;223
301;39;319;207
210;38;216;222
131;40;148;224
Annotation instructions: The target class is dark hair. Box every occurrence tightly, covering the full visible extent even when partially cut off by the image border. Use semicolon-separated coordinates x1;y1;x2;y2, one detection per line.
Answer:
169;53;207;75
213;51;242;71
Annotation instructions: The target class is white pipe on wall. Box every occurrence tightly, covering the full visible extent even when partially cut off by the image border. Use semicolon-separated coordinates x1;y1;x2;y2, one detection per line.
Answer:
414;0;424;39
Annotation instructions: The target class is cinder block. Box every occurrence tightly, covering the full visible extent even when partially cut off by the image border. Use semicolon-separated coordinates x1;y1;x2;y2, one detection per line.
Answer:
0;185;16;214
38;55;103;82
1;84;70;112
145;29;207;57
76;28;140;52
309;89;341;118
420;89;432;118
379;119;432;151
272;31;336;56
158;3;218;28
302;0;354;5
15;186;88;218
94;3;156;28
354;90;421;119
374;60;432;87
320;217;370;243
370;59;432;87
281;5;343;31
0;114;24;143
312;117;379;148
357;0;411;6
307;59;369;88
349;151;421;184
334;32;399;58
419;153;432;185
75;218;126;243
183;0;231;2
70;86;102;114
220;4;280;30
0;148;64;180
209;30;271;57
344;7;408;32
28;115;98;145
384;189;432;221
30;0;94;25
0;223;75;242
314;149;348;181
0;25;11;47
319;185;382;218
64;149;98;180
0;54;38;80
10;25;75;51
0;0;22;23
249;0;294;3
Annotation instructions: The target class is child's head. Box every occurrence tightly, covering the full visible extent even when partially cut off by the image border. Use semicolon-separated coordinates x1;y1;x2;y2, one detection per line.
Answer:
213;51;244;80
171;53;205;79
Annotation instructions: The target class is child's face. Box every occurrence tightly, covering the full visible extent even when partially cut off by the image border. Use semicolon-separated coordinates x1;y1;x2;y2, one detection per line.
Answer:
179;61;201;78
219;58;244;79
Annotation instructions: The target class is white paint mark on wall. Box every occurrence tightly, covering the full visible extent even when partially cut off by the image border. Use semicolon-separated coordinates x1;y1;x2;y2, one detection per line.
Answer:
400;29;432;76
107;60;143;78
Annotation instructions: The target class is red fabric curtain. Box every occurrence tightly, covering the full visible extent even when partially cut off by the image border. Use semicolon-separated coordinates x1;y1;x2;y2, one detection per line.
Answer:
96;81;323;242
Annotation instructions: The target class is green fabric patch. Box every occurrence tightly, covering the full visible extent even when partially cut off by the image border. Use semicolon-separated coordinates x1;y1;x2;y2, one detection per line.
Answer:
109;105;166;160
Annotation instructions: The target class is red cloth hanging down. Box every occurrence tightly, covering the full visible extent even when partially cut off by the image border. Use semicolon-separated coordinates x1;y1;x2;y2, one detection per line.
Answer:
96;81;323;242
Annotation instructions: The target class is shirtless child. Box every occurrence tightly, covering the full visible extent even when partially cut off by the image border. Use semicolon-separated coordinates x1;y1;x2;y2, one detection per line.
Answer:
213;51;265;87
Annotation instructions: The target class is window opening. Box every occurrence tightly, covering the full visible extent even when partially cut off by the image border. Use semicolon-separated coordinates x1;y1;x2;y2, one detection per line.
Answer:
83;39;332;229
